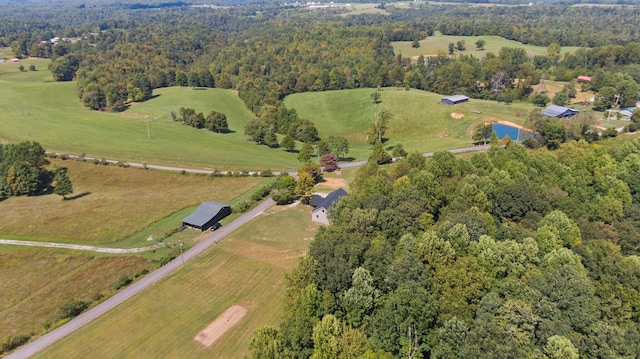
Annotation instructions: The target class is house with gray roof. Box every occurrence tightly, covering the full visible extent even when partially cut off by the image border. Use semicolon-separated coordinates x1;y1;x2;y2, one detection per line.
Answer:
541;104;580;118
311;188;348;225
182;201;232;231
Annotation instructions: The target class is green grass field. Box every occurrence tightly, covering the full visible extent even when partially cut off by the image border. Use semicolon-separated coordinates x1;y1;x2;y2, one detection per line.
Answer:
0;55;298;170
0;158;266;246
0;247;154;343
392;33;583;60
37;203;318;359
285;87;533;157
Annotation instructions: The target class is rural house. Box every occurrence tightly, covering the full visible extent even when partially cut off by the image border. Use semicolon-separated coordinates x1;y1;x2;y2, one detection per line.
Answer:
310;188;348;225
182;201;232;231
541;104;580;118
441;95;469;105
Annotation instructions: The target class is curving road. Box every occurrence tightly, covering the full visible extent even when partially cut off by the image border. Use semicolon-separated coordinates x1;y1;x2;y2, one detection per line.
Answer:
5;198;275;359
49;145;490;174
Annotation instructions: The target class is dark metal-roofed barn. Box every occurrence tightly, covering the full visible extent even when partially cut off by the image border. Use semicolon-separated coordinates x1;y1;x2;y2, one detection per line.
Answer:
182;201;232;231
541;105;580;118
441;95;469;105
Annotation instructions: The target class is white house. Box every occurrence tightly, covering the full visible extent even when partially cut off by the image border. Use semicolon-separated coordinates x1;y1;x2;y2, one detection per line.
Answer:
310;188;348;225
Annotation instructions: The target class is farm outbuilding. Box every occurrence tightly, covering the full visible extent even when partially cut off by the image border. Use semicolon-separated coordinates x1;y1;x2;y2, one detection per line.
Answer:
541;105;580;118
310;188;348;225
441;95;469;105
182;201;232;231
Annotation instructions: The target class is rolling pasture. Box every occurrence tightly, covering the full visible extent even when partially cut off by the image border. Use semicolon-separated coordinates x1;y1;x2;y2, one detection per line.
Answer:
0;158;265;246
392;33;583;60
0;158;269;352
0;56;298;170
37;203;318;359
285;87;533;157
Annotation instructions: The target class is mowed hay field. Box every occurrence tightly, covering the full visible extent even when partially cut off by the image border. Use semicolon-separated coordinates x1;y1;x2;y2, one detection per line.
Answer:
392;33;583;60
0;158;265;245
285;87;533;156
0;247;154;342
0;55;298;170
37;203;318;359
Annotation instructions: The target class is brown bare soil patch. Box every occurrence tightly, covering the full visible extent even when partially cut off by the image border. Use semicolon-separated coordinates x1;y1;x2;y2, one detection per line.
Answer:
194;305;247;347
321;177;347;189
450;112;465;119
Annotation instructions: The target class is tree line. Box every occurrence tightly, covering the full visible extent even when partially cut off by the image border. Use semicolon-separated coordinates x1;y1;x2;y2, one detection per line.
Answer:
249;139;640;358
0;141;72;200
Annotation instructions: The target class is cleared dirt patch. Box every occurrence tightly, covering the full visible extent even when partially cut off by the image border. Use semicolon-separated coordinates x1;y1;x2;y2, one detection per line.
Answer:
450;112;465;119
321;176;347;189
194;305;247;347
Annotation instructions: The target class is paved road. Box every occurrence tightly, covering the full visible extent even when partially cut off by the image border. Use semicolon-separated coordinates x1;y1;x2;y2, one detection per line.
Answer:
5;198;275;359
337;144;491;169
50;145;490;174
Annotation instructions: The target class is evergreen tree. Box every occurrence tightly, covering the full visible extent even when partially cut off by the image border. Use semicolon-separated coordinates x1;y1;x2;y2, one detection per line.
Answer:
54;170;73;199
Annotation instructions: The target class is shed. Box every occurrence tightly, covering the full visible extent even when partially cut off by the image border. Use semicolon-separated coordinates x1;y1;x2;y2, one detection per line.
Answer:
182;201;232;231
311;188;348;225
541;105;580;118
441;95;469;105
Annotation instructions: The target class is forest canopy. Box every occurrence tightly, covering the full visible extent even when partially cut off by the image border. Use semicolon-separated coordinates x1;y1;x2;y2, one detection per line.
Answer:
249;140;640;358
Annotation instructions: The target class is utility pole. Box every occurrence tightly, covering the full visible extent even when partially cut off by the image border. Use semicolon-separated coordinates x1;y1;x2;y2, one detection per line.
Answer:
179;240;184;265
146;119;151;140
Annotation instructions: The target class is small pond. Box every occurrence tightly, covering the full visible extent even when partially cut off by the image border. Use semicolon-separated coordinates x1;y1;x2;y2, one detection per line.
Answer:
491;123;536;141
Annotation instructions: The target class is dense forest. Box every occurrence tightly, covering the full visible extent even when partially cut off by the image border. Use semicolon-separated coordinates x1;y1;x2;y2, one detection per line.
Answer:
2;1;640;115
249;140;640;358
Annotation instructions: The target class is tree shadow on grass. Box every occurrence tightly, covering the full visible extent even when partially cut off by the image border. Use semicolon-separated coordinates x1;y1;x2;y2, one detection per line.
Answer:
65;192;92;201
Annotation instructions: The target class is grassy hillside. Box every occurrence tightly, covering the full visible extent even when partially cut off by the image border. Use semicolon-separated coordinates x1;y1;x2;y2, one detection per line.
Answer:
37;203;317;359
0;55;298;170
393;33;583;60
285;87;533;157
0;158;265;246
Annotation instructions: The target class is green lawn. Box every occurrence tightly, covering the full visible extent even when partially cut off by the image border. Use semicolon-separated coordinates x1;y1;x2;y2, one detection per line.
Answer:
0;56;298;170
285;87;533;157
392;33;583;60
37;203;318;359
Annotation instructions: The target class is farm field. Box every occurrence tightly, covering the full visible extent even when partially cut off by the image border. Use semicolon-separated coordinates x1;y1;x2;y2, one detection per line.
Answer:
0;247;154;345
0;158;266;247
36;203;318;359
392;33;583;60
285;87;533;157
0;56;298;170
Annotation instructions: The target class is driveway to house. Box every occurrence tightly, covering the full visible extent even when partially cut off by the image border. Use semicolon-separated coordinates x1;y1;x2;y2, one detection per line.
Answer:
0;239;164;253
4;198;275;359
